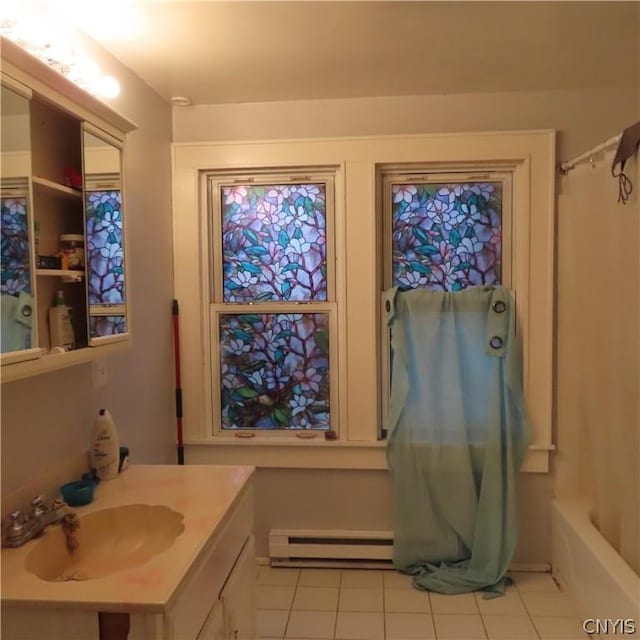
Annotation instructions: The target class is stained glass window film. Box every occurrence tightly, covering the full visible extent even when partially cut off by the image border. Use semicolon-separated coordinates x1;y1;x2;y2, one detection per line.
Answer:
219;313;330;430
89;315;126;339
1;196;31;296
391;182;502;292
221;184;327;302
85;190;125;305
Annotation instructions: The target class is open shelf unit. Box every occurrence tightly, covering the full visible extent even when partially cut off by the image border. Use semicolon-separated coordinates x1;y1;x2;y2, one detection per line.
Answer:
30;98;89;351
1;37;138;381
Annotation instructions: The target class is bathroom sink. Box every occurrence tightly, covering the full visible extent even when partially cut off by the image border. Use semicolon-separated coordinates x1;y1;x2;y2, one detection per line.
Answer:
25;504;184;582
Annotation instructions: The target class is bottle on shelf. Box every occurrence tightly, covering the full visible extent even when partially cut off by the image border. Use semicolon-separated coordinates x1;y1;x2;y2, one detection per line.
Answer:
48;289;75;350
59;234;85;271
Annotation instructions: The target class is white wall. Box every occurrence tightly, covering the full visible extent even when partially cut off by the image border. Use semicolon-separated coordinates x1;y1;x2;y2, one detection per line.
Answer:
4;36;636;567
253;470;553;565
173;87;638;160
1;36;175;495
175;86;639;564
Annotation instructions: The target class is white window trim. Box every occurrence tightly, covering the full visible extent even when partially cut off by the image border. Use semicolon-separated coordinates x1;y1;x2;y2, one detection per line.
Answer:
172;130;556;472
205;171;341;440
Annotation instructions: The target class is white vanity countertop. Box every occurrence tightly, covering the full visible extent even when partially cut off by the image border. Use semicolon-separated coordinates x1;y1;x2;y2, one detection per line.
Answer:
0;464;254;611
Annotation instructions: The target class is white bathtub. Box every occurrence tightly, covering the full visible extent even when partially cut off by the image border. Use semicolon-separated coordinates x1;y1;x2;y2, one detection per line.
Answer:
552;499;640;621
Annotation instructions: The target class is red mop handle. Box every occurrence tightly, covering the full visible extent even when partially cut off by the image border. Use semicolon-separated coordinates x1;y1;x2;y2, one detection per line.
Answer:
172;299;184;465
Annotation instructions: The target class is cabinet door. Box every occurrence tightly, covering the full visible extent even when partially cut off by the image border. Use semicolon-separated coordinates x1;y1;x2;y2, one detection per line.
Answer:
82;125;128;345
221;536;256;640
197;599;225;640
0;81;40;365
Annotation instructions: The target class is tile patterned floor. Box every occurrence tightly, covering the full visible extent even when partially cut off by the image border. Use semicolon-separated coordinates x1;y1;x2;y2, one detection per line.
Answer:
255;567;592;640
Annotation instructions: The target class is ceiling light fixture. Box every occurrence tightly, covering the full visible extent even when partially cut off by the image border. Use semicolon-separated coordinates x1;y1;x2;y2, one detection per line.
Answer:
0;2;121;100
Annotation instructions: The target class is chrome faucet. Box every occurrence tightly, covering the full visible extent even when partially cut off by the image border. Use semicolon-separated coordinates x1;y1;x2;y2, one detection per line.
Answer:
2;496;68;548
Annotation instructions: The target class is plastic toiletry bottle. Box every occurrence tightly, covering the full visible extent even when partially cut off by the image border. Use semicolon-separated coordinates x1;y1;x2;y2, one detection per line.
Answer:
90;409;120;480
48;290;75;350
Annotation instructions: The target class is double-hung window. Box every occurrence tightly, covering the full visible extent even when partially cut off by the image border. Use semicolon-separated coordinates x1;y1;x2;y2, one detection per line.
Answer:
380;169;513;431
208;171;337;436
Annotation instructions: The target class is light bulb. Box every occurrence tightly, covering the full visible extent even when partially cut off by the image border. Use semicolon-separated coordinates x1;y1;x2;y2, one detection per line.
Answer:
2;2;123;100
97;75;120;99
16;18;49;49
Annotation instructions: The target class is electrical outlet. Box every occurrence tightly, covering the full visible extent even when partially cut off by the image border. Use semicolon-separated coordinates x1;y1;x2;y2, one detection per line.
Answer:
92;358;108;388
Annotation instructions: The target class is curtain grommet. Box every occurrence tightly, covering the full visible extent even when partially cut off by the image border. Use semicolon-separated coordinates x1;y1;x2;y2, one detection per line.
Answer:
492;300;506;314
489;336;504;349
385;300;391;312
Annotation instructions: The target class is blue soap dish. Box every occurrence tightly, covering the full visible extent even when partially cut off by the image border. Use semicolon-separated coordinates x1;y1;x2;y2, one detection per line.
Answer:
60;480;95;506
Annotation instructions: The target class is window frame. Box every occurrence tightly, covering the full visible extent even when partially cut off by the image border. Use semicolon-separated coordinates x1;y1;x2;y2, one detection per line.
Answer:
205;170;341;440
379;167;515;437
173;131;555;472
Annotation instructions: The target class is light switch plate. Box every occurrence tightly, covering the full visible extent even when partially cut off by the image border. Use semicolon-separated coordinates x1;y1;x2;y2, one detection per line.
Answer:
92;358;108;388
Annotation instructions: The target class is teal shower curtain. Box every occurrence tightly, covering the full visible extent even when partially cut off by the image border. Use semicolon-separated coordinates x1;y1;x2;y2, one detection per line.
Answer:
385;285;529;597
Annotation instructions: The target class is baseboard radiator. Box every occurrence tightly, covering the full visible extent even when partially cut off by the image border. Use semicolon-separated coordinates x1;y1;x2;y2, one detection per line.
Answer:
268;528;553;572
269;529;395;569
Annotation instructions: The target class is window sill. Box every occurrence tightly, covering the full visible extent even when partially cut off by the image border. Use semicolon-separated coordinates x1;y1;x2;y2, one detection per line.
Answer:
184;438;553;472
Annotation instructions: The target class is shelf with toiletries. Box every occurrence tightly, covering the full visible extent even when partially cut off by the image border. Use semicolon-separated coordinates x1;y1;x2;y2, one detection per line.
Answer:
35;269;84;279
32;176;83;201
1;40;136;382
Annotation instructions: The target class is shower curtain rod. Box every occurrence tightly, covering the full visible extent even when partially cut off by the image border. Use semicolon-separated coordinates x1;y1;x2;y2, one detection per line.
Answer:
559;134;621;174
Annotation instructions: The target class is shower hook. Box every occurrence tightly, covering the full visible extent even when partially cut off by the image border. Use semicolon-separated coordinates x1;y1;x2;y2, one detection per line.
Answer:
589;155;595;168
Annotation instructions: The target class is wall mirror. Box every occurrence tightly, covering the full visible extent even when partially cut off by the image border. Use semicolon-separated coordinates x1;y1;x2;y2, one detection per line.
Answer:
1;84;37;360
82;126;127;343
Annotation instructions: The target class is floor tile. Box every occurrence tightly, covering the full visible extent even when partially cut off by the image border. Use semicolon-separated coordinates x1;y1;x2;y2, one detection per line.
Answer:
385;612;436;639
299;568;342;587
292;586;339;611
285;610;337;639
520;591;579;617
433;614;487;639
339;586;383;612
257;585;296;610
258;566;300;586
384;588;431;613
475;590;527;616
429;592;479;614
511;572;559;592
532;616;589;639
340;569;384;588
482;615;538;640
257;609;290;638
335;611;385;640
383;571;415;589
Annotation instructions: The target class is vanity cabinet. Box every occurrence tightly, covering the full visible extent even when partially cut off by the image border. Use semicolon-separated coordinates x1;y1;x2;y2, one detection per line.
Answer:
1;466;256;640
2;509;256;640
193;537;256;640
216;537;256;640
1;38;136;382
162;486;256;640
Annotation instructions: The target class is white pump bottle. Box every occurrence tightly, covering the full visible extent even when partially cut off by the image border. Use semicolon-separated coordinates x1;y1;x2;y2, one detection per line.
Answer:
90;409;120;480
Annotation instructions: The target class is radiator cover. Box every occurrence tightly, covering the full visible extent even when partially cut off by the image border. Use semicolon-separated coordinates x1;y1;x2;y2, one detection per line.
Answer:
269;529;394;568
